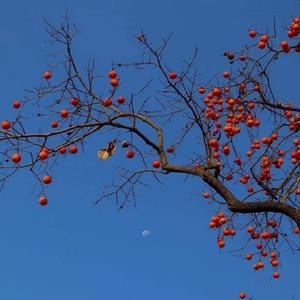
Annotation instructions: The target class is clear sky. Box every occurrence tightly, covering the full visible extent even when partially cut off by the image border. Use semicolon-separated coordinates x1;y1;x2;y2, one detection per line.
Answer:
0;1;299;299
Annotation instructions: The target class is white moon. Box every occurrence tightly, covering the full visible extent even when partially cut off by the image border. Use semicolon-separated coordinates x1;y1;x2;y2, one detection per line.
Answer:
142;230;151;237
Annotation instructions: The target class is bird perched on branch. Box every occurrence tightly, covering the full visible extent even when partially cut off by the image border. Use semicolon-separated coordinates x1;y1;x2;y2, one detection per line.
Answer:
97;139;117;160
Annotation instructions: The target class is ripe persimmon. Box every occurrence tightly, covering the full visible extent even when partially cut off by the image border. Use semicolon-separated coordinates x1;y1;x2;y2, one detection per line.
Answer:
126;150;135;158
42;175;52;184
1;120;11;130
11;153;21;163
51;121;59;128
152;160;161;168
248;30;257;38
69;146;78;154
60;109;69;118
12;100;21;109
39;150;49;160
108;70;117;79
70;97;79;106
39;196;48;206
117;96;125;104
43;70;52;80
168;72;177;79
110;79;119;87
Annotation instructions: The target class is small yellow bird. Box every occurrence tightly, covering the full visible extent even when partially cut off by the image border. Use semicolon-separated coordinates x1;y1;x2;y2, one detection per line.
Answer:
97;140;117;160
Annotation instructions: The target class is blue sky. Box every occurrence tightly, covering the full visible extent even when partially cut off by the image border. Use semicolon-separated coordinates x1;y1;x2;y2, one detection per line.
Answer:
0;1;299;299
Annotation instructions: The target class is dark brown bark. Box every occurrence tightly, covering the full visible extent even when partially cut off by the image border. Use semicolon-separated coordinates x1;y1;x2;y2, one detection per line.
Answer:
161;163;300;227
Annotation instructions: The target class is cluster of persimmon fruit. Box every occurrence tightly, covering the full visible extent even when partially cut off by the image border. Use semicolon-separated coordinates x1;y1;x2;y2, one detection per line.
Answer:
203;18;300;300
248;16;300;51
188;18;300;290
207;207;282;279
1;69;177;206
206;212;282;297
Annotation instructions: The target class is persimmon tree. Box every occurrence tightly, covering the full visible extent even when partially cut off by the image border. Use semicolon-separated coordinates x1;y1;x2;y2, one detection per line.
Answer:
1;15;300;289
